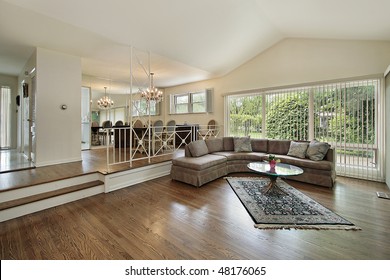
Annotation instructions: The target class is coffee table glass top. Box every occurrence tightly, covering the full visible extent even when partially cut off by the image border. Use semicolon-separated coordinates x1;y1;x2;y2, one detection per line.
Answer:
247;162;303;177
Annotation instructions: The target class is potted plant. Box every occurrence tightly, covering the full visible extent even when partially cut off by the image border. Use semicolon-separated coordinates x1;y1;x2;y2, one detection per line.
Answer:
267;154;280;168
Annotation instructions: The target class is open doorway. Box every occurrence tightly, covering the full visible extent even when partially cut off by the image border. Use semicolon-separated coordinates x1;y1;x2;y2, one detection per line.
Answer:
0;81;34;173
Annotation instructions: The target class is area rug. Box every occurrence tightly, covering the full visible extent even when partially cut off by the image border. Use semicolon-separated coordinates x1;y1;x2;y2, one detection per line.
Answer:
226;177;361;230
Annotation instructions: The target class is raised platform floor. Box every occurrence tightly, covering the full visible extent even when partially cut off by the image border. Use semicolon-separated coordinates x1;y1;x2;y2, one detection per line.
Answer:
0;148;182;222
0;148;181;192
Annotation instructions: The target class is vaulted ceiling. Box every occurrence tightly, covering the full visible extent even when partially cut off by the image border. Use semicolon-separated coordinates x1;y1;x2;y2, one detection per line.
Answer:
1;0;390;90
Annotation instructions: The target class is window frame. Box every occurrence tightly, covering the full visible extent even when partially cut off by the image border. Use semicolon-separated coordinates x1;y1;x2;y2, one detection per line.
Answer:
171;90;207;114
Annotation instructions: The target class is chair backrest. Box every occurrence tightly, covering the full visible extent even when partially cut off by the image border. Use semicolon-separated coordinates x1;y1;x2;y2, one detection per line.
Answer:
91;121;99;133
102;120;112;128
154;120;164;133
166;120;176;133
133;119;143;128
115;120;123;126
208;119;216;129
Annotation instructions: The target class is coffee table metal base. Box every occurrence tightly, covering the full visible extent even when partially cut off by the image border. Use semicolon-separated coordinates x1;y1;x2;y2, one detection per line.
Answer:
261;176;288;195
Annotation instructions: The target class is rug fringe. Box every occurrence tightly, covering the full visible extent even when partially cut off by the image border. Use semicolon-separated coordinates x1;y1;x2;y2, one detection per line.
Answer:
254;224;362;230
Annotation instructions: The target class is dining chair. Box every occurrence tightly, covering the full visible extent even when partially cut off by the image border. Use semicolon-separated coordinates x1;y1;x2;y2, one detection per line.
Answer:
145;120;164;155
165;120;176;150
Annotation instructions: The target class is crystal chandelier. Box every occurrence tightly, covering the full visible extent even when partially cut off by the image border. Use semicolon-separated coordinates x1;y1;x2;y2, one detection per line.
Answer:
97;87;114;109
140;73;163;103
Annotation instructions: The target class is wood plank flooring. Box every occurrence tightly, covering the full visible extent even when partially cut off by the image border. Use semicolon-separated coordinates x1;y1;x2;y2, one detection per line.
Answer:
0;148;180;192
1;174;389;260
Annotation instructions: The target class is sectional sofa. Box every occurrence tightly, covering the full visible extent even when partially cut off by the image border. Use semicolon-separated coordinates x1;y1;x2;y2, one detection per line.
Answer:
170;137;335;188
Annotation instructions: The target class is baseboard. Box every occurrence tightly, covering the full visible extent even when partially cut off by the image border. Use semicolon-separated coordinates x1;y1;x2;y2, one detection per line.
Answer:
35;156;82;167
105;161;172;192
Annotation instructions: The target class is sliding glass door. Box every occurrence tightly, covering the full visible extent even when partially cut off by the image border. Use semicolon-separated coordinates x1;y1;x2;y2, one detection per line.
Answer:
226;77;384;182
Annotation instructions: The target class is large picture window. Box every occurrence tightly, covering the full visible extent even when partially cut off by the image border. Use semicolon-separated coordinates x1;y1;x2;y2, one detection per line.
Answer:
226;78;384;181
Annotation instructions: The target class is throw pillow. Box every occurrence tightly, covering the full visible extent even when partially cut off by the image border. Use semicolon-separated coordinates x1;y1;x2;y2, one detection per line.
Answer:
188;140;209;157
233;136;252;152
205;138;224;153
306;140;330;161
287;141;309;159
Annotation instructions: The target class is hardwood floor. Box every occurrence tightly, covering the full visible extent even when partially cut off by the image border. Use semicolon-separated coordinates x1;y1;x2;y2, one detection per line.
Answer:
1;174;389;260
0;148;181;192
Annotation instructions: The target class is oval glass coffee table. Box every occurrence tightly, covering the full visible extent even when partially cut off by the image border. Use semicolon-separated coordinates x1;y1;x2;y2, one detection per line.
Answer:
247;162;304;195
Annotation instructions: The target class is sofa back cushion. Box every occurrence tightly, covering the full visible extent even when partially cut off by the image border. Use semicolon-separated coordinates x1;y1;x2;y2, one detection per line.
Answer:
267;140;291;155
188;140;209;157
205;138;224;153
251;139;268;152
223;137;234;151
233;136;252;152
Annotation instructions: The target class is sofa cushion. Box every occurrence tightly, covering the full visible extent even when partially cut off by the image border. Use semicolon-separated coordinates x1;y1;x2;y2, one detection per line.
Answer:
205;138;224;153
223;137;234;151
276;155;333;171
251;139;268;152
172;154;227;171
287;141;309;159
268;140;291;155
233;136;252;152
188;140;209;157
306;140;331;161
213;151;267;161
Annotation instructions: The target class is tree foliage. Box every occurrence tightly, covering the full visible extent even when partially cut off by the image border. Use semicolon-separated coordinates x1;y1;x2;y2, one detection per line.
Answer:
266;93;309;140
229;95;262;136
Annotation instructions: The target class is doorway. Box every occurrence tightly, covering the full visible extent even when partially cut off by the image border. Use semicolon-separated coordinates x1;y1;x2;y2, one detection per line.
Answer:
0;82;34;173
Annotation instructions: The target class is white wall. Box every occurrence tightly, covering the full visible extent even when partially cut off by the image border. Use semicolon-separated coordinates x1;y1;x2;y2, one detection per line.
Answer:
165;39;390;126
221;38;390;91
35;48;82;166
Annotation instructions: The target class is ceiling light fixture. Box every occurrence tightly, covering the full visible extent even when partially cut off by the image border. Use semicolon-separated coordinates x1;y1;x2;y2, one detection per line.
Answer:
97;86;114;109
140;73;163;103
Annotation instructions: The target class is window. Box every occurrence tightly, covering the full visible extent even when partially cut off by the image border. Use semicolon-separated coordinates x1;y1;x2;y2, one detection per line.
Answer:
170;89;212;114
132;100;159;116
226;78;384;181
0;86;11;149
174;94;189;114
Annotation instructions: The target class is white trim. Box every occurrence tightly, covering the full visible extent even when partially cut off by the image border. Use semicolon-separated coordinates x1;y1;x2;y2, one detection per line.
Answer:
384;65;390;77
0;173;100;203
35;157;82;167
223;74;384;96
0;185;104;222
104;161;172;192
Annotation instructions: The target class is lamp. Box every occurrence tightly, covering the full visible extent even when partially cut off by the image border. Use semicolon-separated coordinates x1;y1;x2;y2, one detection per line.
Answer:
97;87;114;109
140;73;163;103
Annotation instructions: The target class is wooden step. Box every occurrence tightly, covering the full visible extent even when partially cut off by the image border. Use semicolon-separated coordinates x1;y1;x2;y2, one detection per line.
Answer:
0;180;104;211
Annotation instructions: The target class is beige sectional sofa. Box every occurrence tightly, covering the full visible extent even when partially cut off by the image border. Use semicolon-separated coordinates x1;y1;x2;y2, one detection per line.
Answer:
171;137;335;188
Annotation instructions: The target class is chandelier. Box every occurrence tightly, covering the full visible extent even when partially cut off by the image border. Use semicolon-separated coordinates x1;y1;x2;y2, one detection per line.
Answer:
97;87;114;109
140;73;163;103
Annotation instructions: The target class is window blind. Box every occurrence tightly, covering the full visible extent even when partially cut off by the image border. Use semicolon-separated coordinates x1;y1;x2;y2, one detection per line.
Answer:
226;77;384;182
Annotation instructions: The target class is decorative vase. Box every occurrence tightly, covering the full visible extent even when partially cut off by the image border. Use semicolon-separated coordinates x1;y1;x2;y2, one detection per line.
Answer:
269;160;276;169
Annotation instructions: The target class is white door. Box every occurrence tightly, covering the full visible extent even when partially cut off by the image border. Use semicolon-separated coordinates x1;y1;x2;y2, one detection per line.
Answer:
30;76;36;163
81;87;91;150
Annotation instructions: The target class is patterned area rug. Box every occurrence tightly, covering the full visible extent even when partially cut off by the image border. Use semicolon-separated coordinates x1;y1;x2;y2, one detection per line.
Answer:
226;177;361;230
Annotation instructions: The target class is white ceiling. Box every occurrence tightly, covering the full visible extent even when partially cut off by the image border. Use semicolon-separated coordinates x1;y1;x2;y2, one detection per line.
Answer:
1;0;390;92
